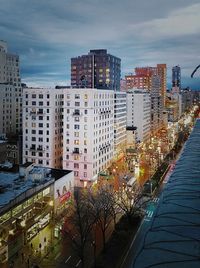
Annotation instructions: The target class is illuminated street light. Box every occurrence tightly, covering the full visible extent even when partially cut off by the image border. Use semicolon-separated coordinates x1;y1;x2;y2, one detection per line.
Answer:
49;200;54;207
20;220;26;227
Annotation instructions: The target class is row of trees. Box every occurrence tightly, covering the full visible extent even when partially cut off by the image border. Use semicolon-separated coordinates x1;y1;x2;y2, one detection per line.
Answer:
63;184;146;267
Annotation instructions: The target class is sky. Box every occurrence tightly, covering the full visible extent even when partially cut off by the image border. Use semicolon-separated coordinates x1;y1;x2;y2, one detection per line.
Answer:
0;0;200;89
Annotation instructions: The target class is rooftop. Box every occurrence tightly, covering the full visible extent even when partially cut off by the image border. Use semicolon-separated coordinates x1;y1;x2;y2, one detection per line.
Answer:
134;119;200;268
0;164;72;211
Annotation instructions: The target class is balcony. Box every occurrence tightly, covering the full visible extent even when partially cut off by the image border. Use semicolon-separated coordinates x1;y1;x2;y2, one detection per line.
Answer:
30;111;36;115
29;147;36;151
72;110;81;116
37;147;45;151
72;149;82;154
37;111;44;115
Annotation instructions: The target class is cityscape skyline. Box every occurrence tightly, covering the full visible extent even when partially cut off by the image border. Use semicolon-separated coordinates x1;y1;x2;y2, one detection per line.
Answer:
0;0;200;89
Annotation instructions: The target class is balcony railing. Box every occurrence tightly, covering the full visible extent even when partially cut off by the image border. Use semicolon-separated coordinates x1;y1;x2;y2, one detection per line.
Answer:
72;111;81;116
37;147;45;151
29;147;36;151
72;150;82;154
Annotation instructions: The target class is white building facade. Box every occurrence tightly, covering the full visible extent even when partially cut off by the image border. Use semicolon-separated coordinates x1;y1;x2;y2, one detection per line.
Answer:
23;88;63;169
150;76;164;134
0;41;22;136
114;92;127;159
63;88;114;187
127;89;151;143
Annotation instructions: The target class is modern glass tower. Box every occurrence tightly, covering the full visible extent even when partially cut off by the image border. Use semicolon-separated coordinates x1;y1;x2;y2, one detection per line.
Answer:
172;65;181;88
71;49;121;91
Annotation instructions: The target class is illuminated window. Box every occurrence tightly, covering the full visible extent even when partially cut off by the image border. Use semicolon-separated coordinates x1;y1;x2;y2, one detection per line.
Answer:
74;140;79;145
43;187;50;196
74;155;80;160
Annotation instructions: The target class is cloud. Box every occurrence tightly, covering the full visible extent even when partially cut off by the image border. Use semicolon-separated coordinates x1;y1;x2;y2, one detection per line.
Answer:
0;0;200;88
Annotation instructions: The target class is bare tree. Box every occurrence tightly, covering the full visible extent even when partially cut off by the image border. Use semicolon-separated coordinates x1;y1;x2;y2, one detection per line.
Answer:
115;185;147;224
64;191;96;267
89;186;114;252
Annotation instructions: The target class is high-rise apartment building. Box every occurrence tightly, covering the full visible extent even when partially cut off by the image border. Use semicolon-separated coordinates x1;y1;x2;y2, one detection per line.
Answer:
71;49;121;91
172;65;181;88
114;92;127;159
23;88;63;169
157;64;167;106
125;64;167;106
150;76;164;133
127;89;151;143
0;41;22;136
63;88;114;187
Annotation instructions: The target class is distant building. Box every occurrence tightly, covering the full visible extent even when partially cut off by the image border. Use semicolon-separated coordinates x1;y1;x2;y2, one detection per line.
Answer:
0;134;22;165
71;49;121;91
172;65;181;88
114;92;127;159
23;88;63;169
127;89;151;142
125;64;167;106
150;76;164;134
0;41;22;136
0;163;73;263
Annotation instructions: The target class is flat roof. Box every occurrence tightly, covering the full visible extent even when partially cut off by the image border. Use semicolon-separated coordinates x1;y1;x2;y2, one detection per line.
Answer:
0;166;72;211
134;119;200;268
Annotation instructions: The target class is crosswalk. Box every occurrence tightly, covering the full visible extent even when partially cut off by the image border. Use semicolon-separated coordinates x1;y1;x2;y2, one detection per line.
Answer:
144;210;154;222
153;197;159;203
146;211;153;218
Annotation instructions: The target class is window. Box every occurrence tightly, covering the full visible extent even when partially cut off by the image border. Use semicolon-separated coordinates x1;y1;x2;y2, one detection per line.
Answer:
32;101;36;105
74;163;79;168
74;155;80;160
74;132;79;137
84;148;87;153
74;117;79;122
75;94;80;99
39;123;43;128
74;171;79;177
32;94;36;98
84;102;88;107
75;102;80;106
84;140;87;145
84;164;87;169
74;140;79;145
39;130;43;135
39;94;43;99
84;172;87;178
74;124;79;130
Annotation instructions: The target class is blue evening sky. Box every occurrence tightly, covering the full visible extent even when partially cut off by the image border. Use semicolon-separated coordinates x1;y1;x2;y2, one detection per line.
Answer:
0;0;200;89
